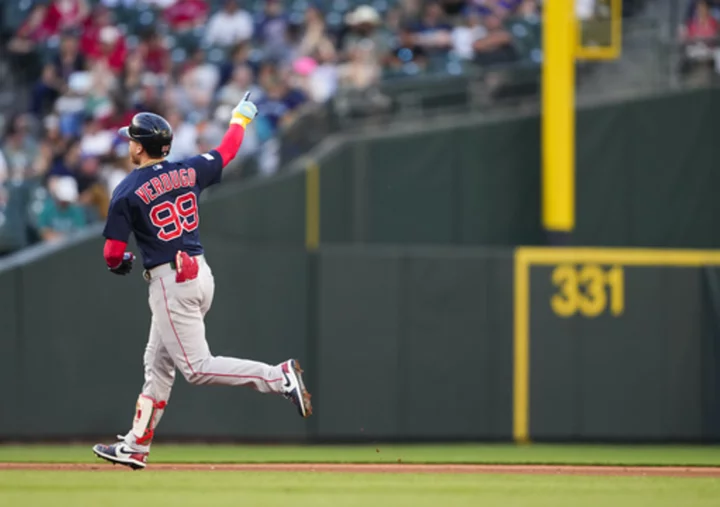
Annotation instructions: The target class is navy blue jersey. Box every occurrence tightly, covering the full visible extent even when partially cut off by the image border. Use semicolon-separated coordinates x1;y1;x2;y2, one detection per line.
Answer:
103;150;223;269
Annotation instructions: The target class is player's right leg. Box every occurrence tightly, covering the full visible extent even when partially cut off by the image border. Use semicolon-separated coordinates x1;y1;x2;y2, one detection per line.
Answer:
93;320;176;469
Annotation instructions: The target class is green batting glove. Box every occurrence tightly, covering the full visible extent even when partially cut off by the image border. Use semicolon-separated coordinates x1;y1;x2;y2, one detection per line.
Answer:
230;91;258;128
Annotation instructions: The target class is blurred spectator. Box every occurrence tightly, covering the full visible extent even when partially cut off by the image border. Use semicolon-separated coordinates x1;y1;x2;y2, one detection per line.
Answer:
105;154;132;196
255;0;290;61
516;0;540;21
133;77;165;115
49;138;82;178
136;30;172;76
290;57;319;99
472;14;517;67
284;21;307;65
95;26;127;74
54;70;92;137
44;0;91;34
79;5;113;57
32;65;65;117
84;61;117;118
75;155;110;220
399;0;424;21
384;7;404;33
30;33;86;122
681;0;720;42
166;110;199;161
412;2;453;55
33;115;67;178
293;46;338;103
390;24;429;72
2;115;37;184
684;0;720;22
297;6;335;59
217;41;253;88
54;33;87;82
101;98;137;132
679;0;720;81
8;4;54;55
174;48;221;119
338;38;382;90
256;70;308;137
343;5;391;63
7;4;54;81
164;0;209;33
37;176;87;242
81;8;127;75
80;116;114;157
204;0;254;48
452;10;486;60
218;64;265;107
121;50;148;97
0;151;8;186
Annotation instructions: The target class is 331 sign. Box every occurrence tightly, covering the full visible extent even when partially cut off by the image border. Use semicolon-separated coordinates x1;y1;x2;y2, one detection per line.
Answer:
550;264;624;318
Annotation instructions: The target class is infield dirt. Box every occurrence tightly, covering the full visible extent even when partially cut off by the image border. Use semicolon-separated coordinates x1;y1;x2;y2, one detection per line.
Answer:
2;463;720;477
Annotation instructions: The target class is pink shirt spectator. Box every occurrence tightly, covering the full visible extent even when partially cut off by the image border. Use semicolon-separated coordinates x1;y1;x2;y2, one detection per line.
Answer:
687;17;720;39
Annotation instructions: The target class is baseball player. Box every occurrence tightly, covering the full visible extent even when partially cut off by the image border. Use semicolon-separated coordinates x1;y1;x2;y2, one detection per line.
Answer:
92;94;312;470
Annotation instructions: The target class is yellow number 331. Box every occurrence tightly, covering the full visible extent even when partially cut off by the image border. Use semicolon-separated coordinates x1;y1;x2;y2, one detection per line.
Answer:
551;264;624;318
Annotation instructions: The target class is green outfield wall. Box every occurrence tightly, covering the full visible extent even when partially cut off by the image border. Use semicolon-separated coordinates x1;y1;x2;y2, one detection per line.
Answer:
1;242;719;443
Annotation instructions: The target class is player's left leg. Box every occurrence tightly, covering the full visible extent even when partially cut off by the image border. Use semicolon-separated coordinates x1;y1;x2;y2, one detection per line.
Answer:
152;258;312;417
93;319;176;469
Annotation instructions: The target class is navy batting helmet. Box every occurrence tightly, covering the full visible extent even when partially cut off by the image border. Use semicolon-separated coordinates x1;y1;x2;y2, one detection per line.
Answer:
119;112;173;158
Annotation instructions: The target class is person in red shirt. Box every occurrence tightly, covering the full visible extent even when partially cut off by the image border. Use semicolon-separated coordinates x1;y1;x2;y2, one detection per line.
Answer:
79;5;114;59
137;30;172;76
101;97;138;132
685;0;720;40
43;0;90;34
90;26;127;74
163;0;209;32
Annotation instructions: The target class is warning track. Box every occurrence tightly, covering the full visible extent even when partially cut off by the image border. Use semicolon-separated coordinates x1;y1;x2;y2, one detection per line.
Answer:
2;463;720;477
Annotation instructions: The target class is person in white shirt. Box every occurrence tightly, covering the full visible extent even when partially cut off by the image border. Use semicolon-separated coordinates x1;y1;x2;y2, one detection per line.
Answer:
204;0;254;48
452;11;487;60
165;110;199;162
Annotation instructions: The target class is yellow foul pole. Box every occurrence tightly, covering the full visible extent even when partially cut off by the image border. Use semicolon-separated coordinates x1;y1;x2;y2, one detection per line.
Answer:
542;0;575;232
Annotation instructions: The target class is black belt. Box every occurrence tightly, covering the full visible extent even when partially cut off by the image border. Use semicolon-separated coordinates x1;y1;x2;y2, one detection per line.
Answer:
146;260;178;271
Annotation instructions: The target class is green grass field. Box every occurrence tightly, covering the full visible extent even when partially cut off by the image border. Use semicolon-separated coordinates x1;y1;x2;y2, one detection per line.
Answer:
1;444;720;507
2;443;720;466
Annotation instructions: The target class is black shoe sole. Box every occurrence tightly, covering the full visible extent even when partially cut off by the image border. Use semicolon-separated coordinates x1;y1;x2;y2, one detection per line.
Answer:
93;448;146;470
292;360;313;418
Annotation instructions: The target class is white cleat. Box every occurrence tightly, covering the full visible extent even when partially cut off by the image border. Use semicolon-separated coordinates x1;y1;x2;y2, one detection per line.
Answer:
92;441;148;470
280;359;313;418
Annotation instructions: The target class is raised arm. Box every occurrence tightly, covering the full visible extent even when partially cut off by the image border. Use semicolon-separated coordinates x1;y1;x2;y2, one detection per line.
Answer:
215;92;258;168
